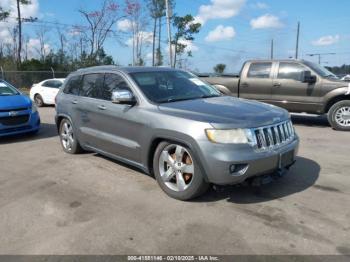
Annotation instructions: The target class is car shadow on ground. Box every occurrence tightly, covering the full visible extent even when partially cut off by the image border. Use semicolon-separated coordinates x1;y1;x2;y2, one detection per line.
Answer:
0;123;58;145
291;114;330;128
195;157;320;204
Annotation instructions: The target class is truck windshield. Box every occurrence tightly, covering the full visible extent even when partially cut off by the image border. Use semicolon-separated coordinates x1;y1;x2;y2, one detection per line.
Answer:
129;70;220;103
0;81;20;96
304;61;338;79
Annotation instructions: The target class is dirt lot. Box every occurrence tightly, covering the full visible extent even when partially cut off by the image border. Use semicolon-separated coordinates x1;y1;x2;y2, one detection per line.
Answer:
0;107;349;255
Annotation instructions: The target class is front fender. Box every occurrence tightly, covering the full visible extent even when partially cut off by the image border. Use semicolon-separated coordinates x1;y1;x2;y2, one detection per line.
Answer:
323;86;350;111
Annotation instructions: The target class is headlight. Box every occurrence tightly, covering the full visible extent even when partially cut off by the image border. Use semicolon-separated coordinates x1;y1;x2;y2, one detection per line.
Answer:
206;128;255;144
31;103;37;113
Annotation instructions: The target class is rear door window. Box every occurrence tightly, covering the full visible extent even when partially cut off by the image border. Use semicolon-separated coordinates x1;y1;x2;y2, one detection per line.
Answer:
43;80;63;88
277;62;307;81
63;75;81;95
81;74;104;99
101;73;131;101
247;63;272;78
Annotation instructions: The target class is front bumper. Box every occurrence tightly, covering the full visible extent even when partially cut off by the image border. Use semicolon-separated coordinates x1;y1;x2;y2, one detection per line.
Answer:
197;136;299;185
0;111;40;137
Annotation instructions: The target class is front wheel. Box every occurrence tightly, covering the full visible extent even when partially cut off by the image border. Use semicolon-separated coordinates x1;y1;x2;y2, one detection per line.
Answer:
59;118;83;154
153;142;209;200
328;100;350;131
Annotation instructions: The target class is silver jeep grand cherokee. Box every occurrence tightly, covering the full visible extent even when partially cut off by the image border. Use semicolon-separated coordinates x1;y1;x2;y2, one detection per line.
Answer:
55;66;299;200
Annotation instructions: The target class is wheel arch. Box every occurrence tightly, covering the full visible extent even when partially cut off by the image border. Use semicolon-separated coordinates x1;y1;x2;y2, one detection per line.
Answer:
213;84;232;95
146;136;209;182
55;113;74;132
324;94;350;113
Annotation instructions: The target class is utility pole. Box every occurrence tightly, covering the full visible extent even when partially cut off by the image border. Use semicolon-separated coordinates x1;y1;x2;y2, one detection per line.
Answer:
306;53;336;64
295;21;300;59
270;39;274;59
165;0;173;67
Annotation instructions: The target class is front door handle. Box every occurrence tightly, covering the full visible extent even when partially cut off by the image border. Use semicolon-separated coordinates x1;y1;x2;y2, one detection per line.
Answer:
273;82;281;87
71;100;78;104
241;82;249;88
98;105;107;110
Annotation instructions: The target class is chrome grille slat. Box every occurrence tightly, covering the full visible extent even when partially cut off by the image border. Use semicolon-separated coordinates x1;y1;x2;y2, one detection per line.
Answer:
252;120;294;150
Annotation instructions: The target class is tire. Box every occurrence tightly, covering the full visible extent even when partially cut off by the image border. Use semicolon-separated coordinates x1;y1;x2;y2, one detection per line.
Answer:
59;118;83;154
34;94;44;107
153;141;209;200
328;100;350;131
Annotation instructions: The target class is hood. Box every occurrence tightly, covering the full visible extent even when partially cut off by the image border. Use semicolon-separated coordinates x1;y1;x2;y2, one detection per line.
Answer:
0;94;32;111
323;77;350;88
158;96;289;129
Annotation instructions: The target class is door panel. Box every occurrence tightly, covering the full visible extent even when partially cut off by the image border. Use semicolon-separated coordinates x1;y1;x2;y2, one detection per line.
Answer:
77;72;143;164
240;62;273;101
271;62;321;112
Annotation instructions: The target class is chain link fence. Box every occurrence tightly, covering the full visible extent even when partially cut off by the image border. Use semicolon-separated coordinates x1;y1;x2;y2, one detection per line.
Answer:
0;68;71;90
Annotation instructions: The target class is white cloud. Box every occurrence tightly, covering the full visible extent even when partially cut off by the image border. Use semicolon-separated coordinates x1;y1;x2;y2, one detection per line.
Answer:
205;25;236;42
251;2;269;9
26;38;51;59
178;39;199;53
117;19;133;32
126;31;154;47
165;39;199;56
250;14;284;29
194;0;246;25
0;0;39;45
312;35;340;46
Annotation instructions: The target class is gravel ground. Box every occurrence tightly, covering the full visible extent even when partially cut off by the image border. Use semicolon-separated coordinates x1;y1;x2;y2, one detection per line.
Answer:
0;107;349;255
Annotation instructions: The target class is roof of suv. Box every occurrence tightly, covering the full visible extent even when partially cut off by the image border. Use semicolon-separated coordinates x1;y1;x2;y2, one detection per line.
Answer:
76;65;176;74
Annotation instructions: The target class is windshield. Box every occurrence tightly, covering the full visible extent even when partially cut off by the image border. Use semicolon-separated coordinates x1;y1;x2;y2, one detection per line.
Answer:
304;61;338;79
0;81;20;96
129;70;220;103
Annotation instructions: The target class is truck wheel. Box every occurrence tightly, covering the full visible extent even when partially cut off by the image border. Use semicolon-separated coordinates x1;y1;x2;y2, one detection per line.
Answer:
153;141;209;201
328;100;350;131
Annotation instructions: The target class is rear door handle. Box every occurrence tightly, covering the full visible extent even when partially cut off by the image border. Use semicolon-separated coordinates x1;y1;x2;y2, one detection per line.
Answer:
273;82;281;87
71;100;78;104
98;105;107;110
241;82;249;87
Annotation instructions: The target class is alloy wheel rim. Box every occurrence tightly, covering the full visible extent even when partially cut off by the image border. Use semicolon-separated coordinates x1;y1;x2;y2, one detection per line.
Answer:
335;106;350;127
159;144;194;192
61;122;74;151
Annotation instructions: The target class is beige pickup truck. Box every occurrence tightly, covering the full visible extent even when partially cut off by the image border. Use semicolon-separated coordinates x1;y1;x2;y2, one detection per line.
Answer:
200;59;350;131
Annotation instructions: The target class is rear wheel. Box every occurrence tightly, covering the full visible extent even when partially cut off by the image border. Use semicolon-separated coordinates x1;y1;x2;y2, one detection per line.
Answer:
34;94;44;107
59;119;83;154
153;141;209;200
328;100;350;131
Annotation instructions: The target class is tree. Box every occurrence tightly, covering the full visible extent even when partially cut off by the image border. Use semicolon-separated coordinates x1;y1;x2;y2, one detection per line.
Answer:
172;14;201;68
147;0;166;66
15;0;30;66
125;0;149;66
214;64;226;74
79;0;122;59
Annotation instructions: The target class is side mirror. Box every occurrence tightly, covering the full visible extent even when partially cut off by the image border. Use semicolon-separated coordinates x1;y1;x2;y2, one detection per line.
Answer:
302;71;316;83
111;90;136;105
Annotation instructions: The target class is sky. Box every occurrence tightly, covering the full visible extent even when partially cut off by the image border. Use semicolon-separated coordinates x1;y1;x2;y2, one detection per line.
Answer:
1;0;350;73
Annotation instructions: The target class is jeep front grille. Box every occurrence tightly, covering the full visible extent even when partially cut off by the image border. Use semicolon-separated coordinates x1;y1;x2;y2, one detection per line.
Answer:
252;120;295;150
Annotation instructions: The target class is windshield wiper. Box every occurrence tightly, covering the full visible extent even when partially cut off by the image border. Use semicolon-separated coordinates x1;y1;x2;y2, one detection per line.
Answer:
159;94;220;103
198;94;220;99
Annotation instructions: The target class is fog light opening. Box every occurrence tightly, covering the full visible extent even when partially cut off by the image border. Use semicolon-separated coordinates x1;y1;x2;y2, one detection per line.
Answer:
229;164;248;175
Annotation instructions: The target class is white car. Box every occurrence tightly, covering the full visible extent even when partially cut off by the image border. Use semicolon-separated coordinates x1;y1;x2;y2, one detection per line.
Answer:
341;75;350;82
30;78;65;106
